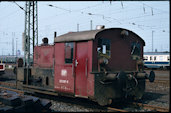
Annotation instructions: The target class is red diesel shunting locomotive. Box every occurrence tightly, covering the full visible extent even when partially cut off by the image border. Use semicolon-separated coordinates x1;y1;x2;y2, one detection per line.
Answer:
16;27;155;106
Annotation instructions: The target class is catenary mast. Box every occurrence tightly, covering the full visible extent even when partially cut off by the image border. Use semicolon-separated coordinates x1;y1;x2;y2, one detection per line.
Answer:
24;1;38;84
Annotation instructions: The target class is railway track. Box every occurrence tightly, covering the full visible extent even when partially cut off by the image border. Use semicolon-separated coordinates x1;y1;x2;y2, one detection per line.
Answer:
0;80;169;112
107;107;128;112
107;102;169;112
0;86;24;95
131;102;169;112
0;81;16;88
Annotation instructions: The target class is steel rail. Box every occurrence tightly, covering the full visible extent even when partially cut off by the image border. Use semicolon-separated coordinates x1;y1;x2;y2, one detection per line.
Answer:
0;81;16;88
107;102;169;112
132;102;169;112
0;86;24;94
107;107;128;112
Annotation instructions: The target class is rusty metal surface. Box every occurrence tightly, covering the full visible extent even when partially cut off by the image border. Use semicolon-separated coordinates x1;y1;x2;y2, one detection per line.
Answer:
0;86;24;94
34;45;54;68
0;81;16;88
108;107;128;112
131;102;169;112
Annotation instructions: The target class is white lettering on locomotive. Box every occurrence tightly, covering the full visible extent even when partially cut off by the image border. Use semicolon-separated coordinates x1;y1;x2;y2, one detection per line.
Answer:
55;85;71;91
59;79;69;84
61;69;67;76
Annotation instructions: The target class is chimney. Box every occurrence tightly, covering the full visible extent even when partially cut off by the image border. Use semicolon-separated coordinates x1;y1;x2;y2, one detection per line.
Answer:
54;31;57;38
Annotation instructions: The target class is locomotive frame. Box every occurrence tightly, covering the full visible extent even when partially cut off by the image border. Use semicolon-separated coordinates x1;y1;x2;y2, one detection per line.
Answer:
16;27;155;106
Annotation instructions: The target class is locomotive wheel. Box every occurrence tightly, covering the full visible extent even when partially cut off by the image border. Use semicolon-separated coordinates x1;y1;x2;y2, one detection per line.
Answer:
96;97;112;106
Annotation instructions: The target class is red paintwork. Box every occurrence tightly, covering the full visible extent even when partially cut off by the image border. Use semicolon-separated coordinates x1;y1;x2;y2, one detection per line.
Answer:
54;41;94;97
86;41;94;97
34;45;54;68
33;28;144;99
54;43;75;94
0;65;3;69
75;42;88;96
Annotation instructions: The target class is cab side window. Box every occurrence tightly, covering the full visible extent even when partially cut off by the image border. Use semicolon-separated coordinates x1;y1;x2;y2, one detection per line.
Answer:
65;43;73;63
131;42;140;56
97;38;111;59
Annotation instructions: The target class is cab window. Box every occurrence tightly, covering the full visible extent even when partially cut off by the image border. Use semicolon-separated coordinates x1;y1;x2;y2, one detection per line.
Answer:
131;42;140;56
65;43;73;63
97;38;111;59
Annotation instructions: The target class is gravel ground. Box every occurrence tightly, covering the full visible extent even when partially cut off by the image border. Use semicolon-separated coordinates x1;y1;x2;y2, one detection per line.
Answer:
50;100;105;112
144;70;170;108
0;68;16;80
144;82;169;108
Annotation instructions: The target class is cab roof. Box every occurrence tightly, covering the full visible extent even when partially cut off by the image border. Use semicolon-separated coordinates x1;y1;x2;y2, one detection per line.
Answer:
54;28;145;46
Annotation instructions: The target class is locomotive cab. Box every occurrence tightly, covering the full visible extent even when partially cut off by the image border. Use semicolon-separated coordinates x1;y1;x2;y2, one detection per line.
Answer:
91;28;155;105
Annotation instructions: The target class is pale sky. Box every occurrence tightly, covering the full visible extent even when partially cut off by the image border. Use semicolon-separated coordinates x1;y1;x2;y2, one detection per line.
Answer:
0;1;170;55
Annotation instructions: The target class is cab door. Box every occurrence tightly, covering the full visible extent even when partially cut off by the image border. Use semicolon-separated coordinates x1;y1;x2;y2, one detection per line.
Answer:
54;43;75;94
75;42;88;97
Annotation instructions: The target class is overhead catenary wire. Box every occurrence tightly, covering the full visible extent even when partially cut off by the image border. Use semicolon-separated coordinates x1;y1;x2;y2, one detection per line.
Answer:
140;2;168;13
39;1;167;32
39;2;104;22
0;1;169;53
48;4;71;12
13;1;25;12
1;1;168;34
0;9;20;20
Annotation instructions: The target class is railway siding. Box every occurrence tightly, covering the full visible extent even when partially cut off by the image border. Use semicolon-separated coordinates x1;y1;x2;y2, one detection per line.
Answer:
0;70;169;112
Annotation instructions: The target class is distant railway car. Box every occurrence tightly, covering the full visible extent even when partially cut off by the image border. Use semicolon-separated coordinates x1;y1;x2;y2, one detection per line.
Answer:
143;52;170;69
0;62;5;75
16;27;155;106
